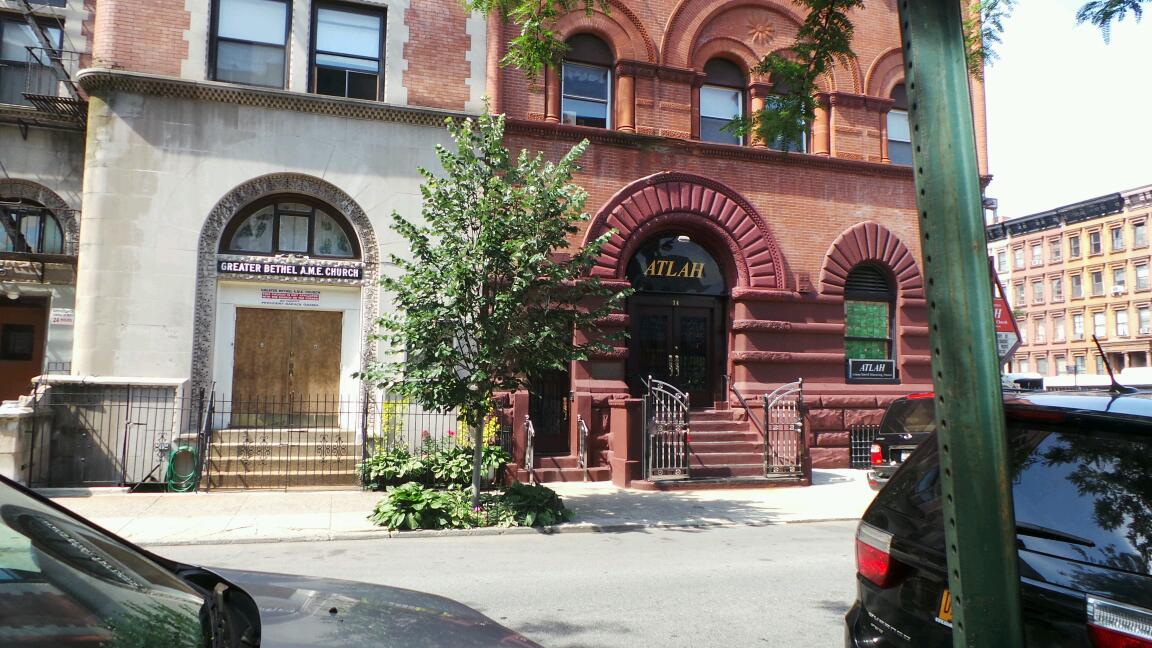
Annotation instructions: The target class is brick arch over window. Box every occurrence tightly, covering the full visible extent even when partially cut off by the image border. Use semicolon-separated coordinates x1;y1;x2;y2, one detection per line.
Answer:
663;0;804;69
554;1;656;63
865;48;905;99
0;179;78;255
820;222;923;298
691;38;761;74
584;172;785;289
190;173;380;392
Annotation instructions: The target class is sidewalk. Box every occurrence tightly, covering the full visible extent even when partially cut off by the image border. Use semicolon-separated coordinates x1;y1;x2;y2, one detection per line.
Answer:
43;469;876;546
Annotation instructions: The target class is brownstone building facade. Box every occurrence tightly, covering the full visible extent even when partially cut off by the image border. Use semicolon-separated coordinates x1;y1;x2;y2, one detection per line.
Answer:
492;0;989;485
1;0;988;489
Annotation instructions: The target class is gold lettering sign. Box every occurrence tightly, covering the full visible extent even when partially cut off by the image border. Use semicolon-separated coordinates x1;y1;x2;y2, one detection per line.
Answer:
644;260;704;279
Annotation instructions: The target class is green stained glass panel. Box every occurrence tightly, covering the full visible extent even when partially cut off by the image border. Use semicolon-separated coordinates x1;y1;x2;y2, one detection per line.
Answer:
846;340;889;360
846;301;889;338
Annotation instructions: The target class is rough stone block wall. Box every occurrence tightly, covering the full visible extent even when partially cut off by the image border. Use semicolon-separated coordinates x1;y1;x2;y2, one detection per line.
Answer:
92;0;189;76
806;394;899;468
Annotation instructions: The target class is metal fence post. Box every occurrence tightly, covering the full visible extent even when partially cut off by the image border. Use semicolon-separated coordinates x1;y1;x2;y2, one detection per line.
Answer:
897;1;1024;646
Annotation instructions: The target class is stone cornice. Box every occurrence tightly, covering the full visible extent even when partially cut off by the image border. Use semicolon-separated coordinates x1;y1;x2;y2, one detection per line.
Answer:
76;68;472;126
504;119;916;181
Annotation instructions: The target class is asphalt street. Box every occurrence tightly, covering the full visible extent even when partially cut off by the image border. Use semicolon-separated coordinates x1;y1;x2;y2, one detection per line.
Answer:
160;519;859;648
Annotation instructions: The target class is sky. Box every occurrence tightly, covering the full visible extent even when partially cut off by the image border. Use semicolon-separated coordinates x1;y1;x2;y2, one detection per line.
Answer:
983;0;1152;220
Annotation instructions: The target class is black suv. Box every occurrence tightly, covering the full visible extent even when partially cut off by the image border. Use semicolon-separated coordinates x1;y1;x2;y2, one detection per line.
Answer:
866;393;936;490
846;390;1152;647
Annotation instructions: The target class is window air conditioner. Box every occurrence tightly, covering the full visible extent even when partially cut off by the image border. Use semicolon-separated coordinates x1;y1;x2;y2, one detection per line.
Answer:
1112;286;1127;296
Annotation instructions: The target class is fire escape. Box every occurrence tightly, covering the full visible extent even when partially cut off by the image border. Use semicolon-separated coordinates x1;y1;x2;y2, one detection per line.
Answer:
1;0;87;130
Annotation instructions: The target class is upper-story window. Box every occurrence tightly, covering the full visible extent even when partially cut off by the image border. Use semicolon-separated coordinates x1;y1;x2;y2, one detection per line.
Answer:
220;196;359;258
1134;221;1147;248
1013;247;1025;269
886;83;911;165
1069;234;1081;257
1030;243;1042;266
763;78;807;152
0;201;64;254
1089;230;1102;255
996;250;1007;273
1049;239;1062;262
211;0;290;88
312;3;385;101
0;14;63;106
699;59;745;146
1111;227;1125;252
561;34;613;129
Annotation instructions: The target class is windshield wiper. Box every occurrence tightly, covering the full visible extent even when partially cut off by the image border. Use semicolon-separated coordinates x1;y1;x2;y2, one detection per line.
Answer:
1016;522;1096;547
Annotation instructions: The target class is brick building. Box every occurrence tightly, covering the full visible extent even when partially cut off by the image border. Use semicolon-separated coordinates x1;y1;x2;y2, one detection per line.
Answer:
0;0;989;489
987;185;1152;384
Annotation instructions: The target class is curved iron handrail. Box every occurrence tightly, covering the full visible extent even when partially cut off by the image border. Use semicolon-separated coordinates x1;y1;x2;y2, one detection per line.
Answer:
524;414;536;485
642;375;691;480
762;378;805;476
577;414;590;481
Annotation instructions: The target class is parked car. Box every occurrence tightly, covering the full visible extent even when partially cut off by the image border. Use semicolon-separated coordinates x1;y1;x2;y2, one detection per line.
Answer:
866;392;936;490
846;389;1152;647
0;474;540;647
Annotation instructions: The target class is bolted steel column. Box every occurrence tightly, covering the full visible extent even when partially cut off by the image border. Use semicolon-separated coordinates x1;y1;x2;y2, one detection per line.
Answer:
895;1;1024;647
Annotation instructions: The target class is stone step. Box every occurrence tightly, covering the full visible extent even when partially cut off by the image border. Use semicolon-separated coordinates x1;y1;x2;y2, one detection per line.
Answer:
205;456;359;473
688;440;764;454
687;429;761;443
516;466;611;483
205;470;360;489
209;428;356;445
686;419;748;432
688;410;739;422
631;474;807;491
690;464;766;479
535;455;581;470
689;452;764;467
208;443;360;461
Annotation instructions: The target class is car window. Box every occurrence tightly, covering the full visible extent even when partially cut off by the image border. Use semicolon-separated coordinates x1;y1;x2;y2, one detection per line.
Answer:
1011;423;1151;575
883;399;937;435
0;481;207;647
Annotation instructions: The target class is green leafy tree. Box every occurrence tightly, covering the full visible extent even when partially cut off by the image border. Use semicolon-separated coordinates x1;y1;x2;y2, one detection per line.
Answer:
366;112;627;505
465;0;1144;149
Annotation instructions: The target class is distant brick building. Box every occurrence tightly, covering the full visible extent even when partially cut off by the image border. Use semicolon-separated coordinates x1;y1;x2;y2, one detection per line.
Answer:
0;0;989;489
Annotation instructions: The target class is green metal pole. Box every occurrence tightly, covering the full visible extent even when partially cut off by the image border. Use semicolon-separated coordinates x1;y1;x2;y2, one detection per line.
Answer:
896;2;1024;647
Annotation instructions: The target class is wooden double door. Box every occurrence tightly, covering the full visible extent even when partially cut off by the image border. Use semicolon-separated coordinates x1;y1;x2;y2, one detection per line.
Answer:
629;295;726;407
231;308;343;426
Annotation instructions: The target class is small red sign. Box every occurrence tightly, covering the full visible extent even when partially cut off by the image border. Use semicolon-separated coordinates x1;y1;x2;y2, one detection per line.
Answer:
989;260;1021;362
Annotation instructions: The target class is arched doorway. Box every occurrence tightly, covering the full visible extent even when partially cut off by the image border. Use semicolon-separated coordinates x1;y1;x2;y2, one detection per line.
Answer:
626;233;728;406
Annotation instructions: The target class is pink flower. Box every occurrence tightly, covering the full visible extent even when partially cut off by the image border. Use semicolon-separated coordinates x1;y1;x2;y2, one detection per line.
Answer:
448;430;455;437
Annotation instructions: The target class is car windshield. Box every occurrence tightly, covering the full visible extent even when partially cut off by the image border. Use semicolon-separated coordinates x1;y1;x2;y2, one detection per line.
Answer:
884;398;936;435
0;480;207;647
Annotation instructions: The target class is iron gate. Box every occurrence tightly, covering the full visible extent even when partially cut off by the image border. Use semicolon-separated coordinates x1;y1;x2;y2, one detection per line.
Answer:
643;377;690;480
763;379;805;476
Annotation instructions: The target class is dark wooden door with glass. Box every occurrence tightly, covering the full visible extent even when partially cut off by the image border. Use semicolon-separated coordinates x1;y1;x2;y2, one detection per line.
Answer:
630;296;724;407
231;308;342;426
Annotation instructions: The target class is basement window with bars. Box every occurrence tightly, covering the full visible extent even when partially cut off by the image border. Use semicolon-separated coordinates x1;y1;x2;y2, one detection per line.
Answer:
844;263;895;362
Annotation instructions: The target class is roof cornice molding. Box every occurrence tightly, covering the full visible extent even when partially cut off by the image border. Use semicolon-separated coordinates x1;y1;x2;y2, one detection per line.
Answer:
76;68;472;126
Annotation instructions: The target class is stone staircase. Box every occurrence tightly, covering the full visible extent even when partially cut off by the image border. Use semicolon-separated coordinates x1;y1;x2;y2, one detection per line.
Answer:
516;454;611;483
686;409;765;479
204;428;360;489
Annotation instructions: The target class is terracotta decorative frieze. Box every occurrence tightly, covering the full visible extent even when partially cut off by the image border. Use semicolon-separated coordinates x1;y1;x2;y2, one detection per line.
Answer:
731;351;845;364
819;222;925;299
732;319;845;334
828;92;895;112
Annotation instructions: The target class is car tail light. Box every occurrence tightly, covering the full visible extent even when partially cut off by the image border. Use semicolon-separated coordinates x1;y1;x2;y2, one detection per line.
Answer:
870;443;883;466
906;391;935;400
1088;597;1152;648
856;522;897;588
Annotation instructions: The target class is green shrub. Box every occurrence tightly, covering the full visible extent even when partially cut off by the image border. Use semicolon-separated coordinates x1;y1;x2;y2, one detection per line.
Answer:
501;482;570;527
369;482;474;531
359;445;429;491
424;439;474;487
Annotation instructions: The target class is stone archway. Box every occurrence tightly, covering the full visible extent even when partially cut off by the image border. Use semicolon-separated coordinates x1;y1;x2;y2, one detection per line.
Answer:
818;221;923;298
584;172;785;290
0;179;79;255
190;173;380;393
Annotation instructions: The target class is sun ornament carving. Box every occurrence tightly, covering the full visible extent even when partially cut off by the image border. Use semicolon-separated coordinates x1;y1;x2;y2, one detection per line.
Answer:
748;20;775;47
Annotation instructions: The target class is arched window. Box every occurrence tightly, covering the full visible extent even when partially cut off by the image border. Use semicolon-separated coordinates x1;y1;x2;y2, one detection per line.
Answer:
219;196;359;258
887;83;912;165
844;263;894;361
763;75;807;152
0;200;63;254
561;34;613;129
700;59;745;145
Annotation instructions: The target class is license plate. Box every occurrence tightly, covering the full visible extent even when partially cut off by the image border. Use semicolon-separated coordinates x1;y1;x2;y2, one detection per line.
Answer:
890;450;904;463
936;589;954;627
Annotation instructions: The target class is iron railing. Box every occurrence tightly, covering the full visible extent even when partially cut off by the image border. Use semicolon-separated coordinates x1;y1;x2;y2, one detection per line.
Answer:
372;392;462;454
642;376;690;480
849;424;882;469
524;414;536;484
762;379;805;476
576;414;589;481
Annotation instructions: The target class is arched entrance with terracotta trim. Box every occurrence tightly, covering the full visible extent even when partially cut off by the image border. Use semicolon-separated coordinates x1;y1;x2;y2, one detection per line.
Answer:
582;172;785;407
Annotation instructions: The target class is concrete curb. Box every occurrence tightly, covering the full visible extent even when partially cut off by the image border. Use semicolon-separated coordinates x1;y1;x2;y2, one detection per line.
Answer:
137;516;862;546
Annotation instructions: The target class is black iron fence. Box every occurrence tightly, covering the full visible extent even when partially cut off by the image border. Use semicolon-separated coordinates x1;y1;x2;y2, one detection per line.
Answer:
849;424;882;469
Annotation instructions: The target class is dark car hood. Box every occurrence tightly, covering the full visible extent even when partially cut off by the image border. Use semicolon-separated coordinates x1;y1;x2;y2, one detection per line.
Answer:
213;568;541;648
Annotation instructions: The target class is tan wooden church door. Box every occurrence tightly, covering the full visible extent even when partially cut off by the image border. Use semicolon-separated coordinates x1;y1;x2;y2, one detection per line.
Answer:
231;308;342;426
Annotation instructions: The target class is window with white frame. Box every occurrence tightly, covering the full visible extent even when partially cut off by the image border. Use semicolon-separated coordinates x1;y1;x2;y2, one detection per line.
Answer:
1013;283;1025;306
1112;227;1125;251
1049;239;1062;262
212;0;290;88
1095;355;1105;373
1089;231;1102;255
561;34;613;129
1137;263;1149;291
1013;247;1025;269
699;59;745;145
1069;235;1081;257
996;250;1007;273
1075;355;1087;373
1073;313;1085;338
1140;306;1151;334
1135;222;1147;248
1116;309;1130;337
1031;280;1044;304
1113;266;1127;291
1018;318;1028;345
1036;356;1049;375
1091;270;1105;296
1093;311;1107;338
1030;243;1043;266
1053;315;1066;342
1071;274;1084;298
1034;317;1046;343
1051;277;1064;301
1018;358;1030;373
886;83;911;165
